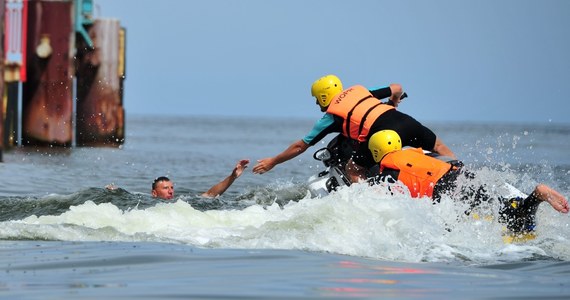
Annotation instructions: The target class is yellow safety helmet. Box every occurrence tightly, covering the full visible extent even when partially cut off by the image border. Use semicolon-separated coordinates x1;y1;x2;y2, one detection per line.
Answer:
368;130;402;163
311;74;343;108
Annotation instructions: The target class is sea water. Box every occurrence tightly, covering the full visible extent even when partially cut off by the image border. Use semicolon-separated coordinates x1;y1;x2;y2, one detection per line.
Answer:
1;115;569;299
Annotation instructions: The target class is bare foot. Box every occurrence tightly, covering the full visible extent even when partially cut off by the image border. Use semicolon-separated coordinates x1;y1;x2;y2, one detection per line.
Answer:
534;184;569;213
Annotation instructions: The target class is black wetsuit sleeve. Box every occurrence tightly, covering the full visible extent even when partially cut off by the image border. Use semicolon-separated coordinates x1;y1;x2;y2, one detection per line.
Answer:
370;87;392;100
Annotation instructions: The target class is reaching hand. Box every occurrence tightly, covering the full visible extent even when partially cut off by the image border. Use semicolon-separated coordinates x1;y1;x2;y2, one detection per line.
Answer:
232;159;249;178
252;158;275;174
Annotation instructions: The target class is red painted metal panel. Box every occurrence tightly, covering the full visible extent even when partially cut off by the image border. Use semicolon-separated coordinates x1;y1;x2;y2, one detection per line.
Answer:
4;0;27;81
21;0;73;146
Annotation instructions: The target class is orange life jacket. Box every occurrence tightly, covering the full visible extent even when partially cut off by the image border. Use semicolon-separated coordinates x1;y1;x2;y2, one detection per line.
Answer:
380;148;453;198
326;85;394;142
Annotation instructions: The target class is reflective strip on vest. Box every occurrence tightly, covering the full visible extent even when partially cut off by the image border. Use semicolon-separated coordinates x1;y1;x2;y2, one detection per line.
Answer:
327;85;394;142
380;148;452;198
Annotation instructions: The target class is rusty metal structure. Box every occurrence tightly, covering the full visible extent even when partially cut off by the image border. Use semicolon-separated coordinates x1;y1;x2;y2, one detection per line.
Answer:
76;19;126;146
22;0;74;147
0;0;126;160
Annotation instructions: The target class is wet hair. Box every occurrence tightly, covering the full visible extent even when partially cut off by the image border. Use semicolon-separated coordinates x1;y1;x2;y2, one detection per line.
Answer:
152;176;171;190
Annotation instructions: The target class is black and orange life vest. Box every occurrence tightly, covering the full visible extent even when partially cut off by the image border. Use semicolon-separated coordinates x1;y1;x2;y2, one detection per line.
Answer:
380;148;453;198
327;85;394;142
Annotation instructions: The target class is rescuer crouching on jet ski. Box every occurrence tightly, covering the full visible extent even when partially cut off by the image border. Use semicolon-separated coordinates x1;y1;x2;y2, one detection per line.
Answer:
366;129;569;234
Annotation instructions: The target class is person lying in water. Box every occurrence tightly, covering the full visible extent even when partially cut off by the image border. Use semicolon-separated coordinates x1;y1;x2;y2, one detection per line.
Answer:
365;130;569;235
107;159;249;200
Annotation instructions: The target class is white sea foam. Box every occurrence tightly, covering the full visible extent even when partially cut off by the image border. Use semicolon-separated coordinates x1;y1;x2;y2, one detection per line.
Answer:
7;178;569;265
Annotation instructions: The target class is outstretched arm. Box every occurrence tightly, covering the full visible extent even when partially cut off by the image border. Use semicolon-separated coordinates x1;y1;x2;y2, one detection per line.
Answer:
202;159;249;198
252;140;310;174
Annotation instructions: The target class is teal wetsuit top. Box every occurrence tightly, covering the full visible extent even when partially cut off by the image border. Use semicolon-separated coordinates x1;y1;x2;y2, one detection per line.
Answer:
302;86;392;146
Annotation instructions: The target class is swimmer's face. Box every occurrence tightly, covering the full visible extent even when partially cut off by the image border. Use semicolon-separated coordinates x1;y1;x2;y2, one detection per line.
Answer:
152;180;174;200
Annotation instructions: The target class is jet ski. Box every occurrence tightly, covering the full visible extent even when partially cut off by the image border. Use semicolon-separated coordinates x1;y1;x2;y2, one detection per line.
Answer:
307;134;527;198
306;133;536;243
307;134;353;198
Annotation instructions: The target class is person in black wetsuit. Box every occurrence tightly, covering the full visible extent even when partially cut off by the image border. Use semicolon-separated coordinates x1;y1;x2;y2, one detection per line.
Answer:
367;130;569;234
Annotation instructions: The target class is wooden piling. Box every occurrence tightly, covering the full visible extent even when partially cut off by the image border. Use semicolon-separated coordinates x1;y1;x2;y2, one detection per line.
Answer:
21;0;73;147
75;18;125;147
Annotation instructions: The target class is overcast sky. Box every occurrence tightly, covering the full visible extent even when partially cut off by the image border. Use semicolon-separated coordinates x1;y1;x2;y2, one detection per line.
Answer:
94;0;570;124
